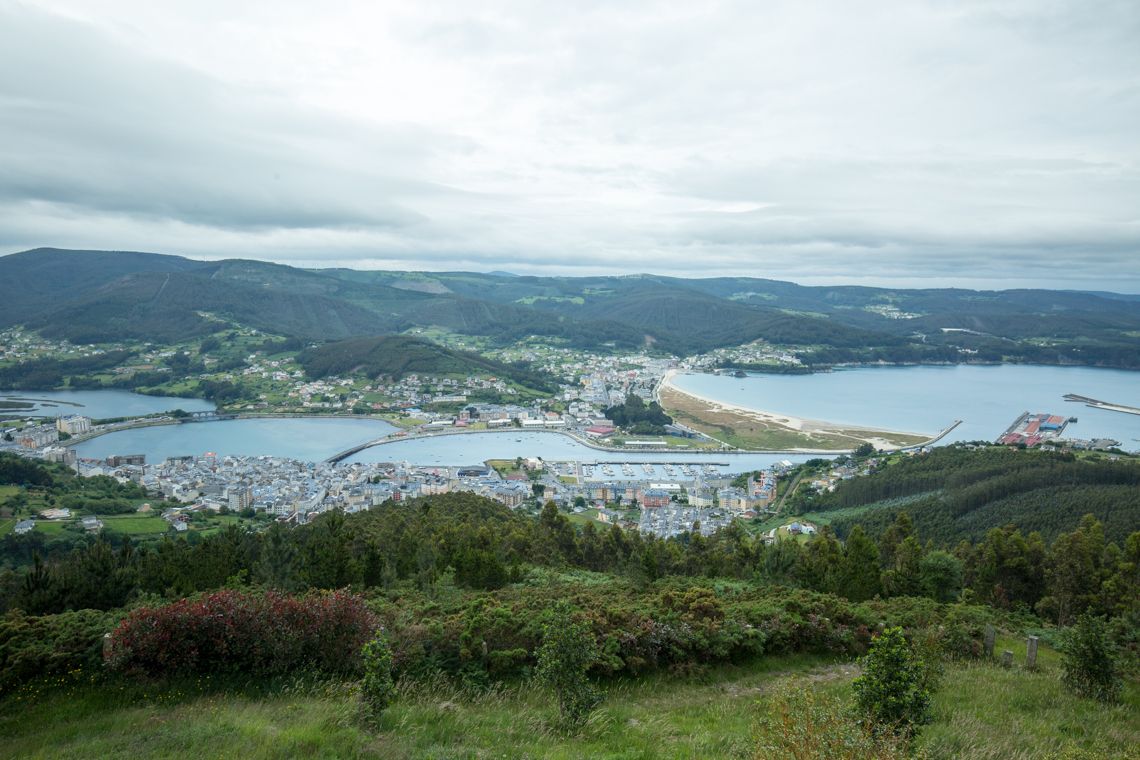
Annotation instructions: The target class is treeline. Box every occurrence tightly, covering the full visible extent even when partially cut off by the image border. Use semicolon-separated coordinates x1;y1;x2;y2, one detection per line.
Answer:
806;345;991;365
715;361;812;374
604;395;673;434
0;453;54;487
5;485;1137;635
0;350;134;390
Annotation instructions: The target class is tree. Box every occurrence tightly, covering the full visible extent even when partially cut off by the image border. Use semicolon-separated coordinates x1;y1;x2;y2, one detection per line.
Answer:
883;536;925;598
796;526;842;593
360;631;397;727
257;522;300;591
1043;518;1099;625
1060;613;1122;703
854;442;875;458
757;538;802;586
67;536;138;610
920;551;961;603
839;525;884;602
641;546;658;583
18;552;66;616
302;510;360;589
535;600;604;725
852;627;936;738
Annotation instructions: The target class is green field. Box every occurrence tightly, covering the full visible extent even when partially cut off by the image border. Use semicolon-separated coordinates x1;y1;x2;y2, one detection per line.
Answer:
102;516;171;534
0;639;1136;760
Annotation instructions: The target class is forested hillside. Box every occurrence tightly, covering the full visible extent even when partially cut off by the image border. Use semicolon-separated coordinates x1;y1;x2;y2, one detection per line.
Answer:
4;248;1140;365
295;335;557;392
817;448;1140;545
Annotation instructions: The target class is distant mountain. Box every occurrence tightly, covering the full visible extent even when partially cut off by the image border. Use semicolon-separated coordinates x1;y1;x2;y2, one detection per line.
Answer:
296;335;555;392
3;249;1138;369
0;247;199;327
22;270;401;344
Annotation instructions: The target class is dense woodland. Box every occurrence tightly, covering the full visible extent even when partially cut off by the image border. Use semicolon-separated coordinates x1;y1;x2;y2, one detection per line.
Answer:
817;447;1140;545
296;335;558;393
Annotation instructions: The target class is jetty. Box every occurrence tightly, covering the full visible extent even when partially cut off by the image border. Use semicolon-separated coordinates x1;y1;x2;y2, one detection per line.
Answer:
1063;394;1140;417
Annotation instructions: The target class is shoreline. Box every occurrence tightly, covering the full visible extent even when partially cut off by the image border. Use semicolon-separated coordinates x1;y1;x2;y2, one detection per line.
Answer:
658;369;937;451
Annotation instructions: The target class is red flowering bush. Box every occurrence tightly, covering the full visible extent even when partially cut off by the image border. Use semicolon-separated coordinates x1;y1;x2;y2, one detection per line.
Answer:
104;589;377;678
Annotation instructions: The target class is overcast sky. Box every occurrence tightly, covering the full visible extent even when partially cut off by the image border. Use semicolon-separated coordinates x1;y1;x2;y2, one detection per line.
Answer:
1;0;1138;290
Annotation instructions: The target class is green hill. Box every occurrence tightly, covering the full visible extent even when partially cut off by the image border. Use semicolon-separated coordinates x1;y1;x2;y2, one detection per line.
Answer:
296;335;557;392
819;448;1140;546
22;270;400;343
4;249;1140;366
0;247;199;327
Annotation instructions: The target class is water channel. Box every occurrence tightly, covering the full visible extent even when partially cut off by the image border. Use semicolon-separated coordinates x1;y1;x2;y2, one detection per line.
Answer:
51;364;1140;471
670;364;1140;446
1;389;214;419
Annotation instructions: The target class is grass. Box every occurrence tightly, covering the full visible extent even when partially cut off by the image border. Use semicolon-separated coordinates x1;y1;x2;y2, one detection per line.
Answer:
1;643;1137;759
102;516;171;534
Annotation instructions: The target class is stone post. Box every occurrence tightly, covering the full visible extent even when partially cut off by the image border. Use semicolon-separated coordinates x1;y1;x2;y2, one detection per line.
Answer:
984;624;995;658
103;632;112;657
1026;636;1039;669
1001;649;1013;666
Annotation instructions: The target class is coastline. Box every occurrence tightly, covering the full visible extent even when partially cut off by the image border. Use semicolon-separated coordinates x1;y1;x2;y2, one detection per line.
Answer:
657;369;934;452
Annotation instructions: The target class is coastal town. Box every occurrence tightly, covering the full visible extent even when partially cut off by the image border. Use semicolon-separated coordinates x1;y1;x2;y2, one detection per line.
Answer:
1;324;1133;546
3;413;800;539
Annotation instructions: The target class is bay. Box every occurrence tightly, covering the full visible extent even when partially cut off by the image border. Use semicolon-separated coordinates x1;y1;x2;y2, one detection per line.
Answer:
671;364;1140;447
68;417;397;463
0;389;215;419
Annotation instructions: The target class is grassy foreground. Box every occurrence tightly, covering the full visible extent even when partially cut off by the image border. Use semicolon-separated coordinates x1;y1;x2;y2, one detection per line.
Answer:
1;642;1137;759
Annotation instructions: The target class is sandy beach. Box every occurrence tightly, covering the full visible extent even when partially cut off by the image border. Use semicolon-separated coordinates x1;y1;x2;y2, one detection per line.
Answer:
658;369;931;451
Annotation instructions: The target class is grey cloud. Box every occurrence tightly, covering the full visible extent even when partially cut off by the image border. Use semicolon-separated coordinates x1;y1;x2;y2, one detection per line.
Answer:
0;0;1138;292
0;5;462;232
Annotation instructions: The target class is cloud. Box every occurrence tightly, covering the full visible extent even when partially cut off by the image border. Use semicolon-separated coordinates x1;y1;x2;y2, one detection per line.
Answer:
1;0;1138;290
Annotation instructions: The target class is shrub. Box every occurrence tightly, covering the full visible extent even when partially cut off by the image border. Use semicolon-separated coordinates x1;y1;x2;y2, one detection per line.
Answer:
535;600;604;725
360;631;397;726
753;678;920;760
105;589;376;678
852;627;936;738
0;608;123;690
1060;613;1122;703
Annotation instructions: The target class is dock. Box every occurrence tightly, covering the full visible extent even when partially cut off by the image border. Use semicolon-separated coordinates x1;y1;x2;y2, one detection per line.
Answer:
1063;394;1140;417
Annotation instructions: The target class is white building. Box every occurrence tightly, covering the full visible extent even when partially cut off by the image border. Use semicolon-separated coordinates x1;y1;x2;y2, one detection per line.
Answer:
57;415;92;436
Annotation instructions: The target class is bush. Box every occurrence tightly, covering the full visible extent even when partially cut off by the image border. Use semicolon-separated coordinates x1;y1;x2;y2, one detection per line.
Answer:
0;608;123;689
1061;613;1122;703
360;631;396;726
852;627;936;738
753;678;920;760
535;600;604;725
105;589;376;678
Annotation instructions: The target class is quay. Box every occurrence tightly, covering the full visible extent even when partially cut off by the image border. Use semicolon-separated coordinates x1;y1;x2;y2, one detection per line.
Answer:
1064;394;1140;417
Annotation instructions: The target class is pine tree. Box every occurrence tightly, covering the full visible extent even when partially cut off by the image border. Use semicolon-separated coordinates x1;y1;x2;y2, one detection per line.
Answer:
839;525;884;601
257;522;300;591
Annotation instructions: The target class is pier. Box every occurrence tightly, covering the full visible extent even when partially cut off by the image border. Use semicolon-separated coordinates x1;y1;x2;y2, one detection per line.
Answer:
1063;394;1140;417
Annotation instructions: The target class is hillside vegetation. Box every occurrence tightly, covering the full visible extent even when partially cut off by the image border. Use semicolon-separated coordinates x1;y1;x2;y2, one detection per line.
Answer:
816;448;1140;545
296;335;557;392
1;451;1139;758
5;248;1140;364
